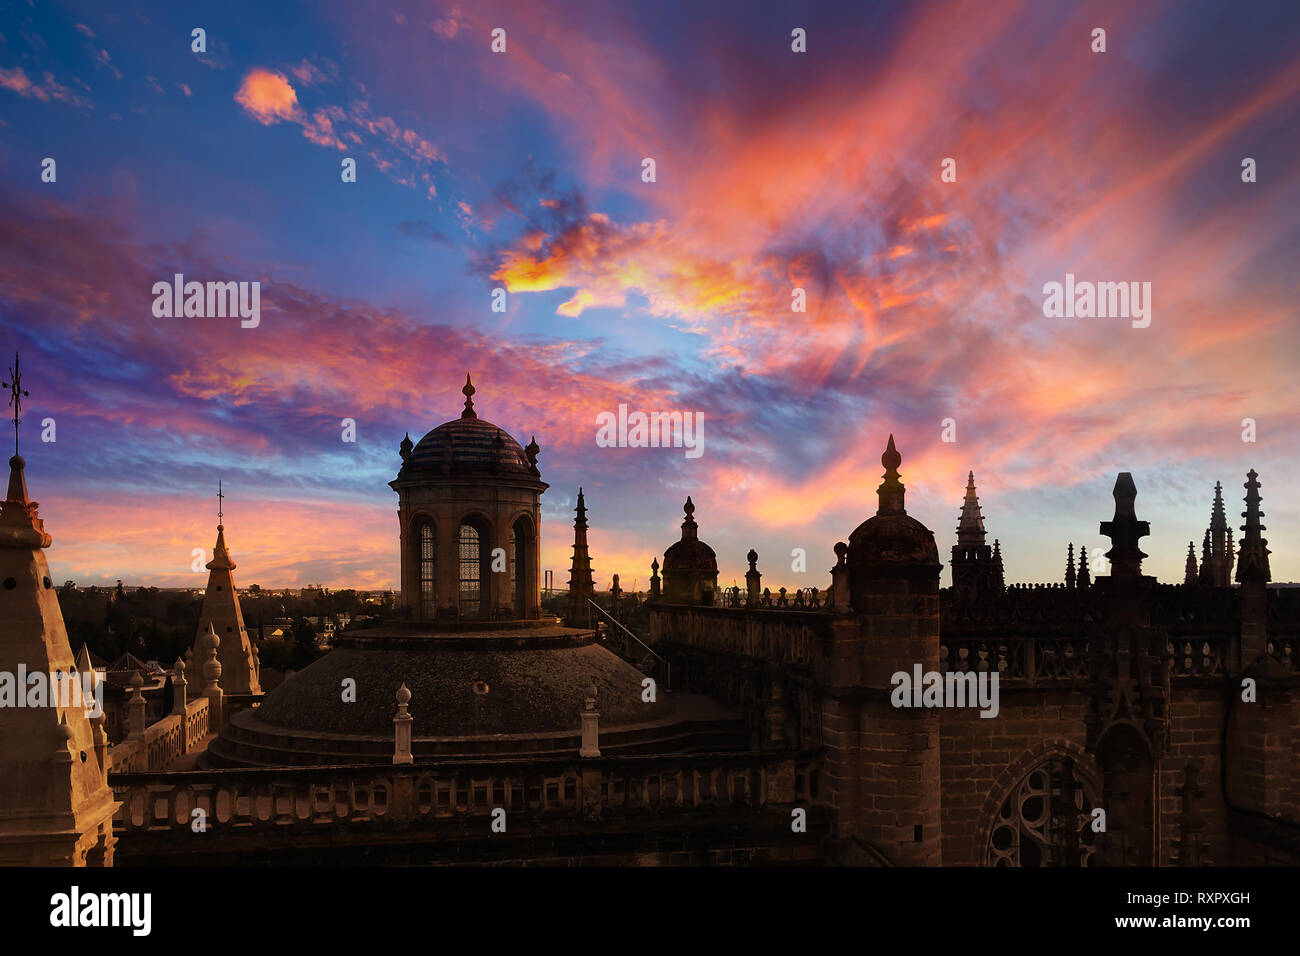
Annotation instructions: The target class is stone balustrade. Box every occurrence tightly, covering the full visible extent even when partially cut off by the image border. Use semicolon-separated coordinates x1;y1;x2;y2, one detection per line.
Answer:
109;696;211;774
111;751;818;836
650;604;827;667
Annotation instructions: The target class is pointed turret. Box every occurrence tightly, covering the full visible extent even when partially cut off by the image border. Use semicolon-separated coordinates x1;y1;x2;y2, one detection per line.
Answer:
1198;530;1213;586
1207;482;1233;586
1065;543;1077;589
1235;470;1270;584
191;487;260;696
1236;470;1272;669
1076;542;1090;589
956;472;986;545
1184;542;1198;586
951;470;997;601
566;488;596;627
0;445;117;865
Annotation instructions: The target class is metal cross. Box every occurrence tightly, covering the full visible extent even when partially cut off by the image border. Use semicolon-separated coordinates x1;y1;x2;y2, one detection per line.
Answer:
217;479;224;524
1;352;28;458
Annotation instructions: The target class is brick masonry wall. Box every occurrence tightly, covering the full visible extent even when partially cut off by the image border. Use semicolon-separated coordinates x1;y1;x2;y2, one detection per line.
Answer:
939;689;1092;866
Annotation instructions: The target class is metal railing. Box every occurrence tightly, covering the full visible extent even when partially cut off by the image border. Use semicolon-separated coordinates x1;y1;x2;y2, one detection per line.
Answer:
587;598;670;688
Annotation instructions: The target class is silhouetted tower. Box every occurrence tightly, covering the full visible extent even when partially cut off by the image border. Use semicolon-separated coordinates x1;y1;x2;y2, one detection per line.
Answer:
1198;530;1213;586
992;538;1006;590
1088;472;1168;867
1183;542;1198;586
838;435;943;863
1077;542;1091;589
1207;483;1235;587
660;497;718;605
1235;469;1271;668
1065;543;1077;589
950;471;997;600
566;488;595;627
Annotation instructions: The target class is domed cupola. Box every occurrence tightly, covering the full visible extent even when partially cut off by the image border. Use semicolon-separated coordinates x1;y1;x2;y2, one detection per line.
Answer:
660;496;719;605
389;374;547;622
399;374;539;479
847;435;942;612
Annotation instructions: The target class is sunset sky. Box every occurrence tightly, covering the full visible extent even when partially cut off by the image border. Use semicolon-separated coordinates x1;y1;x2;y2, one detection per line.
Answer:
1;0;1298;591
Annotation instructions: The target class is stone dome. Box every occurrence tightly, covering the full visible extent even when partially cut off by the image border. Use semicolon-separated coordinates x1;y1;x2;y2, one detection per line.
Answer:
407;416;532;476
847;436;942;608
662;496;717;572
206;621;743;766
399;374;539;479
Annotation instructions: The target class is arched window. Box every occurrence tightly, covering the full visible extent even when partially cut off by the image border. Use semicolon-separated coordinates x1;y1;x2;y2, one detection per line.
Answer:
511;516;530;616
987;756;1098;867
509;526;518;614
418;522;435;619
458;522;484;619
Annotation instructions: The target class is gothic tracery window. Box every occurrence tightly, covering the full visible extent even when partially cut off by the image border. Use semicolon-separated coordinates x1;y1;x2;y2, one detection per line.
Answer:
458;522;483;619
987;756;1098;867
418;522;435;619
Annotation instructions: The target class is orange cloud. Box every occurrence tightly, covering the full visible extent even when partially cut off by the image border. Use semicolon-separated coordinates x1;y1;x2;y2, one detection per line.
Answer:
234;68;300;124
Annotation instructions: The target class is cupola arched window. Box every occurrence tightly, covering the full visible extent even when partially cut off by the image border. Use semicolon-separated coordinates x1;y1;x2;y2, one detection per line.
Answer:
458;520;488;619
511;516;531;616
418;521;436;619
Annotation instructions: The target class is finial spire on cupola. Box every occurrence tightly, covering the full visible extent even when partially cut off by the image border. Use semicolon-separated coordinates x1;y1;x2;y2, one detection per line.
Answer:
1065;542;1076;588
1184;541;1198;585
681;496;699;539
461;373;477;419
956;470;985;544
876;435;906;515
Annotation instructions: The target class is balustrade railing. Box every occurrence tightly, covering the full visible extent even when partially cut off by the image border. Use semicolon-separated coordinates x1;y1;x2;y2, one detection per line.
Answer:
111;752;818;835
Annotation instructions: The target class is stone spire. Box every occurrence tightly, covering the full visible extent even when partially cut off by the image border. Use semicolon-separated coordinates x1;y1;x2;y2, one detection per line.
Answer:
950;469;997;601
1235;470;1270;584
1184;542;1198;586
191;489;261;695
1076;542;1090;589
0;445;117;864
876;435;906;515
1065;543;1076;589
566;488;595;627
956;471;986;546
1208;482;1232;586
1198;530;1213;586
1236;470;1271;670
1100;473;1149;581
992;539;1006;589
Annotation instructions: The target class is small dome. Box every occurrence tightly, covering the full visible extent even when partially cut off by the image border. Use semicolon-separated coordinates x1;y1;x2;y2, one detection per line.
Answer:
847;437;942;609
407;417;532;476
400;374;538;478
663;537;718;571
662;496;717;572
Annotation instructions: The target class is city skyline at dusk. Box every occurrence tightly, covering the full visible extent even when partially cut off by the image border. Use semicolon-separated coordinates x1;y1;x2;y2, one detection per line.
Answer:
3;0;1299;591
